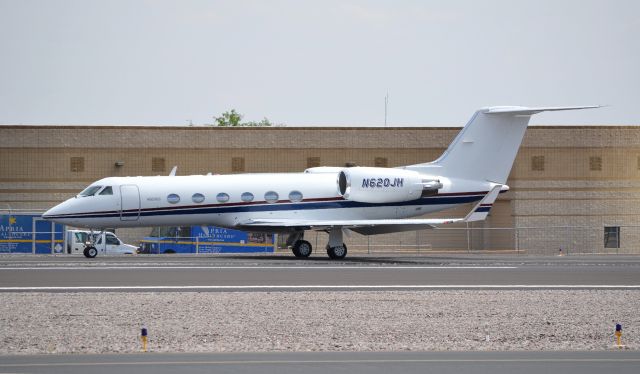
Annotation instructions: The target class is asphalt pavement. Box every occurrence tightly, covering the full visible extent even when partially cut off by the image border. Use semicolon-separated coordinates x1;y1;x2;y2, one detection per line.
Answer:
1;351;638;374
0;254;639;291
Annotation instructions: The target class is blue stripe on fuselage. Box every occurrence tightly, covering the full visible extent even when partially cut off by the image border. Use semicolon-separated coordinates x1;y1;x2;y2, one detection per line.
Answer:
45;193;487;220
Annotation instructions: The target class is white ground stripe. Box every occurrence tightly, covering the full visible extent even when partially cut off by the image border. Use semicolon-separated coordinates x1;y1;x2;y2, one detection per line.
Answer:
0;266;518;270
1;358;640;367
0;285;639;291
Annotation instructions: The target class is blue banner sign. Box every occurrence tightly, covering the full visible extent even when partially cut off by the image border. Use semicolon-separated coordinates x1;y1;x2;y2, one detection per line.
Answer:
0;214;64;254
140;225;275;254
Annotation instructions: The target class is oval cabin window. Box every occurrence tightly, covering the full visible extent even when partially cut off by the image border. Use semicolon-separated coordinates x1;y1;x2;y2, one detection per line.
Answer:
167;194;180;204
264;191;279;203
288;190;303;202
241;192;254;202
192;193;205;203
216;192;230;203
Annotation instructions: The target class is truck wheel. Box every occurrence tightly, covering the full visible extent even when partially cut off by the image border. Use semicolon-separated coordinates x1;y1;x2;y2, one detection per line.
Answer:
83;246;98;258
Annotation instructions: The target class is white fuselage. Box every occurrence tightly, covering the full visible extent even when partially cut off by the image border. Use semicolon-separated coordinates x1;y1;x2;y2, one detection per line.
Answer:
42;172;491;231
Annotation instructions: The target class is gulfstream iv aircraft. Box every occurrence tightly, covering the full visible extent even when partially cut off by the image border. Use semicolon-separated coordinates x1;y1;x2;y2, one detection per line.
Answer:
43;106;598;259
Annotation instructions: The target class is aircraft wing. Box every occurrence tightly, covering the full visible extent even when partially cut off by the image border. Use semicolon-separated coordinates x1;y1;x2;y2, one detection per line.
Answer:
239;217;445;234
238;186;502;235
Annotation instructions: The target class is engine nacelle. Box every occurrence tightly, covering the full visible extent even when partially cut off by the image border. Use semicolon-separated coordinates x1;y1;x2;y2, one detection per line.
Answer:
337;167;442;203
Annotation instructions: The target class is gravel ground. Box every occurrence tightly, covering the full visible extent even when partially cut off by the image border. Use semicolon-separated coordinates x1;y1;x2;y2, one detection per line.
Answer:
0;291;638;354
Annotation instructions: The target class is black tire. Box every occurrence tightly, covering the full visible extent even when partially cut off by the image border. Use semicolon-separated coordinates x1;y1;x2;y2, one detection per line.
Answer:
327;244;347;260
292;240;312;258
163;249;176;254
83;246;98;258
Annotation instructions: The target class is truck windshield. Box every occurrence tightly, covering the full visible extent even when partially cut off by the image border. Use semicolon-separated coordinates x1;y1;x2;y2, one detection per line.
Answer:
79;186;102;197
74;232;88;243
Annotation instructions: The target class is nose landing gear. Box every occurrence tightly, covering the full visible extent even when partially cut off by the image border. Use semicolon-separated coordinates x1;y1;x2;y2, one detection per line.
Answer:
83;229;104;258
83;246;98;258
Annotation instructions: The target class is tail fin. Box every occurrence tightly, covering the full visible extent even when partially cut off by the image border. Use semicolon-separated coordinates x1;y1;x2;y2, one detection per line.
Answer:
417;106;600;184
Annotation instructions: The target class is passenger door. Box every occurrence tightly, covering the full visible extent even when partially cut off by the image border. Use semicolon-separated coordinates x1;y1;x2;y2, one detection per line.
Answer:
120;185;140;221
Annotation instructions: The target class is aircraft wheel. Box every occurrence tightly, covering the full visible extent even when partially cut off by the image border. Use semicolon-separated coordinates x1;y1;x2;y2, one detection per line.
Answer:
327;244;347;260
292;240;312;258
83;246;98;258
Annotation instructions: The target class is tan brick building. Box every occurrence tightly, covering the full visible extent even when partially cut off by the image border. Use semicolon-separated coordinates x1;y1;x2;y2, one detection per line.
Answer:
1;125;639;254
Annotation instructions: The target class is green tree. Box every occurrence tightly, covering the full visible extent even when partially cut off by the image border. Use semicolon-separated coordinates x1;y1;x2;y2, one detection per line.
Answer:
243;117;273;127
212;110;274;127
214;109;243;126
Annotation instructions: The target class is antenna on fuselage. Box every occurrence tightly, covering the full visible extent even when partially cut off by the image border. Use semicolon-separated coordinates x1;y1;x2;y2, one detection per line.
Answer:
169;166;177;176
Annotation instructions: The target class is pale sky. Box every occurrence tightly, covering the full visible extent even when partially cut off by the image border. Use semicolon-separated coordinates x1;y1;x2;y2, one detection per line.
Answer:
0;0;638;126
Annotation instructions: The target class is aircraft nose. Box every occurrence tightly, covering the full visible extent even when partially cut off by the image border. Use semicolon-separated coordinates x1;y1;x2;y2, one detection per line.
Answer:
42;204;61;220
42;200;72;221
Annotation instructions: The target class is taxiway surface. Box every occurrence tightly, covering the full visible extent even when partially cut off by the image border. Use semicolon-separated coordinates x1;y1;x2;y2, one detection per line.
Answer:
1;254;639;291
1;351;639;374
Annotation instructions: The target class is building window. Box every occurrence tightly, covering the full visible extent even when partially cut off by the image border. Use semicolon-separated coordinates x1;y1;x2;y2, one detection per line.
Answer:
232;157;245;172
604;226;620;248
374;157;388;167
70;157;85;172
637;156;640;170
192;193;205;203
531;156;545;171
307;157;320;168
589;156;602;171
167;194;180;204
152;157;166;172
264;191;279;203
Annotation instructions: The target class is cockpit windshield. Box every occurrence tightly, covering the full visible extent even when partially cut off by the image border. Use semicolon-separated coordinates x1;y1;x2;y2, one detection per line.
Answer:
99;186;113;195
78;185;102;197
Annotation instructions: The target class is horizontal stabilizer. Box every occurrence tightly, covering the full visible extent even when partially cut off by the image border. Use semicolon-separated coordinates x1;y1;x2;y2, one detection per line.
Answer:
464;185;502;222
483;105;601;115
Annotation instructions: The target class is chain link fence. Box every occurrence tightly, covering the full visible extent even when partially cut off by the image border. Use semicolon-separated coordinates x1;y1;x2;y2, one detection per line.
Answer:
2;209;637;256
295;225;639;256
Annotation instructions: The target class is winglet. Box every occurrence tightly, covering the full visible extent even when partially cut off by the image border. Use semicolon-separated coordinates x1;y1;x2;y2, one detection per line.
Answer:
169;166;178;176
464;186;502;222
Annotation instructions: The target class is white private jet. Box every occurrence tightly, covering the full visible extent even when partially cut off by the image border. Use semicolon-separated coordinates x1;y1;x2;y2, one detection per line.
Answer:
43;105;598;259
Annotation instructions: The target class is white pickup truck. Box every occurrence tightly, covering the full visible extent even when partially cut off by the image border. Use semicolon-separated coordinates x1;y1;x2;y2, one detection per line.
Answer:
66;230;137;258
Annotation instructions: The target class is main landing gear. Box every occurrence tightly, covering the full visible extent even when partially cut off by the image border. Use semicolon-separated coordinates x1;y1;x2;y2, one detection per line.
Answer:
287;229;348;260
326;243;348;260
293;239;313;258
287;231;312;258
